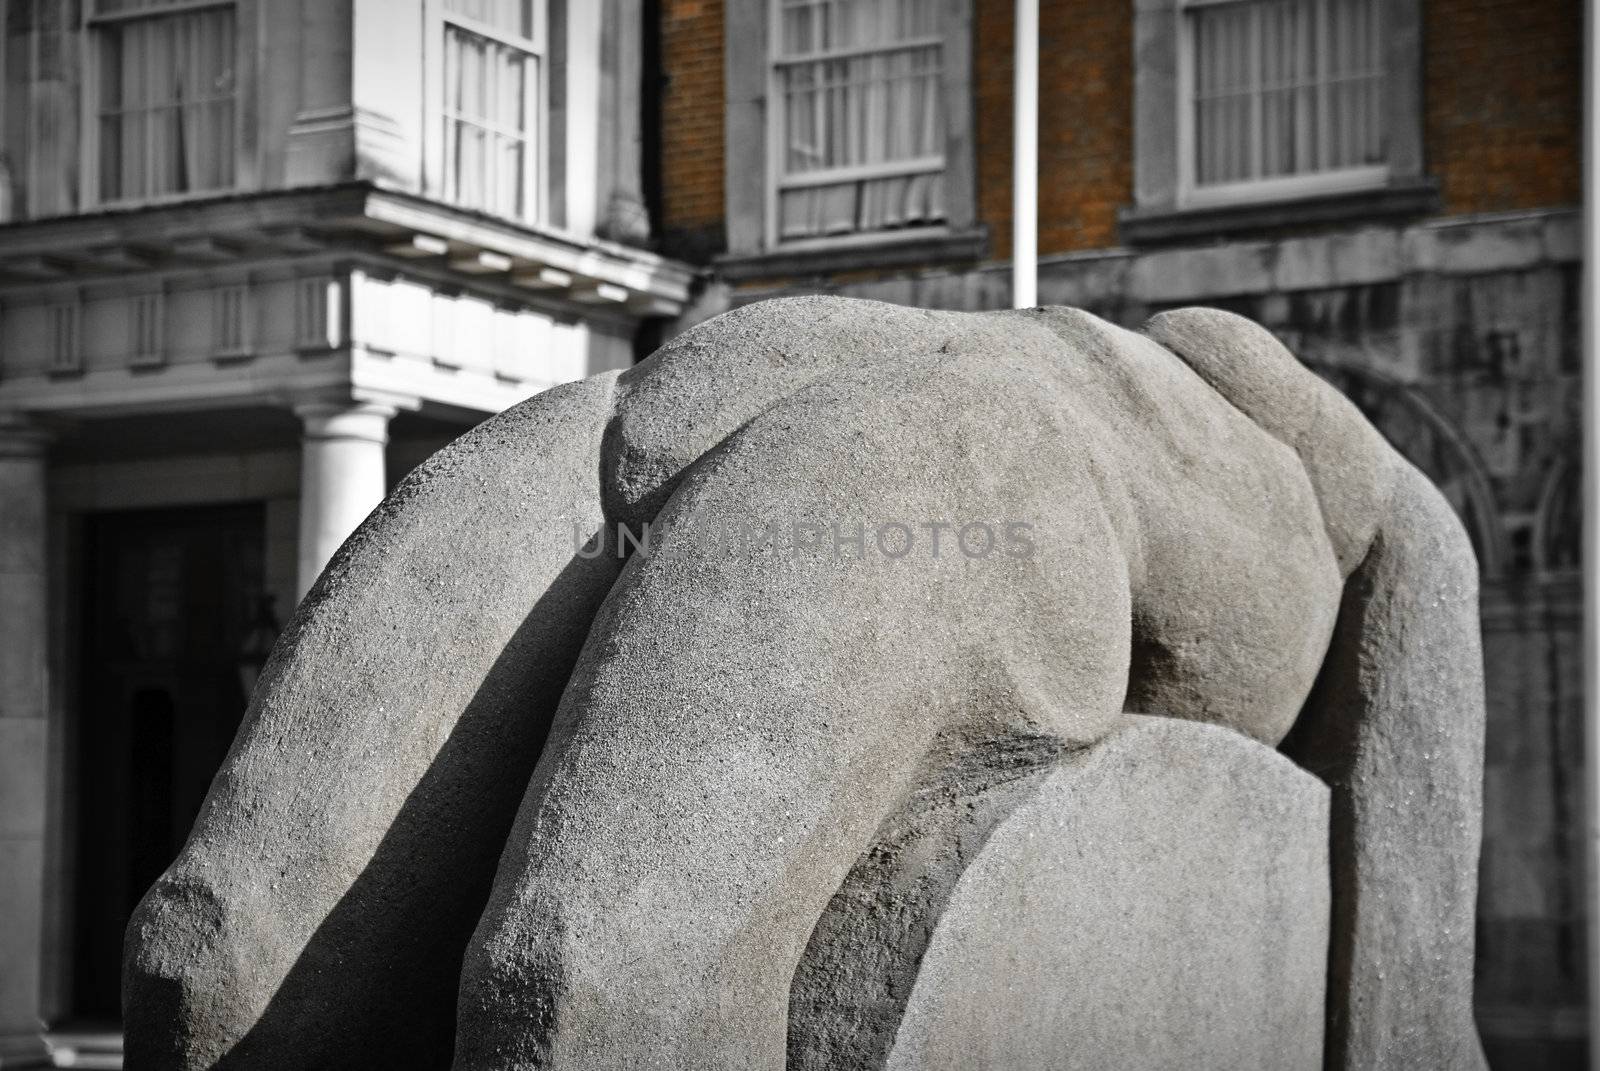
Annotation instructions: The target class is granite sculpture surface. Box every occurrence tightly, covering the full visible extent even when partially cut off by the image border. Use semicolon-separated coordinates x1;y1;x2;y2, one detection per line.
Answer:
122;298;1488;1069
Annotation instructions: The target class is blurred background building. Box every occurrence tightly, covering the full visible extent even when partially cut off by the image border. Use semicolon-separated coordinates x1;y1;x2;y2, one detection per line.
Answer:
0;1;693;1066
0;0;1585;1067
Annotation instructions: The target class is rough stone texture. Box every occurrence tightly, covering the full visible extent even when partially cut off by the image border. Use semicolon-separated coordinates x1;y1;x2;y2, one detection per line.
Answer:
867;718;1330;1071
453;298;1482;1069
1284;464;1490;1070
126;296;1489;1071
1148;308;1489;1070
727;214;1584;1058
122;373;623;1070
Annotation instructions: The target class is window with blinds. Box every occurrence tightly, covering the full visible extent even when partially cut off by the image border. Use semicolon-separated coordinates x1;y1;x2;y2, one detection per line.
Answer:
91;0;238;204
769;0;945;243
441;0;541;221
1186;0;1385;197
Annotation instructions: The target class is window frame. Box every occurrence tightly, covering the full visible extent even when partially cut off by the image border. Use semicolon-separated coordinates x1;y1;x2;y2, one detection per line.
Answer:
726;0;975;259
1174;0;1390;209
80;0;250;210
1130;0;1425;225
426;0;547;225
763;1;949;249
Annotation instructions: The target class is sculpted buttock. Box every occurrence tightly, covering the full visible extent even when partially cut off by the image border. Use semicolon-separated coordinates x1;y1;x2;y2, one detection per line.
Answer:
122;297;1488;1071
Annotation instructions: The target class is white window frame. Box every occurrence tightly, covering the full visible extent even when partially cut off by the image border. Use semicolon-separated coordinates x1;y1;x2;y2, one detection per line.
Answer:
763;0;950;250
80;0;246;209
426;0;547;225
1175;0;1390;210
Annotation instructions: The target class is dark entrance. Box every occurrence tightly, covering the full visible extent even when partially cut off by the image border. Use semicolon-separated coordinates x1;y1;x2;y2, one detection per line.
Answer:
72;503;265;1019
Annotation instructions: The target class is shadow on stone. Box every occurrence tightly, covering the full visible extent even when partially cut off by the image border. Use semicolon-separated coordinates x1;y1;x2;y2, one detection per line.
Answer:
209;546;617;1069
792;718;1333;1071
789;729;1069;1071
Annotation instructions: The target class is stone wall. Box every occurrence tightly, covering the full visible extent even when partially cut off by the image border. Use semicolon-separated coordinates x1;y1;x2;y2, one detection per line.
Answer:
1479;585;1586;1066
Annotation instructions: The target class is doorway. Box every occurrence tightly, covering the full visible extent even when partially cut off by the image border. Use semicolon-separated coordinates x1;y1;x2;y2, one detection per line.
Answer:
72;503;265;1020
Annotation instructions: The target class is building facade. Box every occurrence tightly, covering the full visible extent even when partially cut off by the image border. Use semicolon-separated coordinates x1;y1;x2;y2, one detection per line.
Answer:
0;1;692;1065
658;0;1584;1066
0;0;1585;1066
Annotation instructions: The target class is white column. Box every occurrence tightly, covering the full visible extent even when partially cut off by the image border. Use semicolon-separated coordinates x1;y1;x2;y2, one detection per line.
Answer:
1012;0;1039;310
295;401;394;598
0;416;50;1068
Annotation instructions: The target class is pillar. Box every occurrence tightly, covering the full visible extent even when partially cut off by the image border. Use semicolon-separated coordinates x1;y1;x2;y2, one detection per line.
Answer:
0;416;50;1068
598;0;649;243
295;401;393;598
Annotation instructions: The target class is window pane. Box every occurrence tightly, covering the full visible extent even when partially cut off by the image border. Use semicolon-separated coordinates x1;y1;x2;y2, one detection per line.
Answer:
779;49;943;173
444;22;536;219
778;0;938;57
773;0;945;240
97;4;236;201
1190;0;1384;188
444;0;534;40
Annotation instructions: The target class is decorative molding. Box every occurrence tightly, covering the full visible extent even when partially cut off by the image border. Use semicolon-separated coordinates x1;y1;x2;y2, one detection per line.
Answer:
513;266;573;290
715;228;989;284
1119;180;1442;246
572;282;629;304
429;290;464;370
0;182;695;312
213;283;254;362
46;297;81;376
294;276;342;354
130;290;166;369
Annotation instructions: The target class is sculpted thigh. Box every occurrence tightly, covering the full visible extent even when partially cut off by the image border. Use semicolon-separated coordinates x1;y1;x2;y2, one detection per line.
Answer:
1124;475;1343;746
453;351;1135;1069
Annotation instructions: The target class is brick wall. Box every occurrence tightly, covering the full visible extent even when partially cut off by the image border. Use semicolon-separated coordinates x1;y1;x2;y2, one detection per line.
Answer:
657;0;1583;267
974;0;1014;264
1425;0;1583;216
976;0;1134;262
659;0;726;259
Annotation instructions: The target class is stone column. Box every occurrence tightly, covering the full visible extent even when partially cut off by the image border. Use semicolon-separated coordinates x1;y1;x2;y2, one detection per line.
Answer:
0;416;50;1069
597;0;650;243
295;402;394;598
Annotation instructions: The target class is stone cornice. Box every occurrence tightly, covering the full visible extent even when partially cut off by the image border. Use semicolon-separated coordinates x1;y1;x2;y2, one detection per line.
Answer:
0;181;697;318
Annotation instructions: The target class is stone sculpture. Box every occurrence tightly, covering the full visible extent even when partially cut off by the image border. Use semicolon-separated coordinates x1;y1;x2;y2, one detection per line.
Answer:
122;298;1488;1069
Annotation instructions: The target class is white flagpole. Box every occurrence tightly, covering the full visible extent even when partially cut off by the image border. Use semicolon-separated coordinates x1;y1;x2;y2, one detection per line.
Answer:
1013;0;1038;310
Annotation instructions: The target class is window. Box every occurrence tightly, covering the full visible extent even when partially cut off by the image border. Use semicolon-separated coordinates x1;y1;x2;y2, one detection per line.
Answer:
1127;0;1427;237
768;0;945;244
90;0;238;203
441;0;541;220
5;0;79;217
1182;0;1386;203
